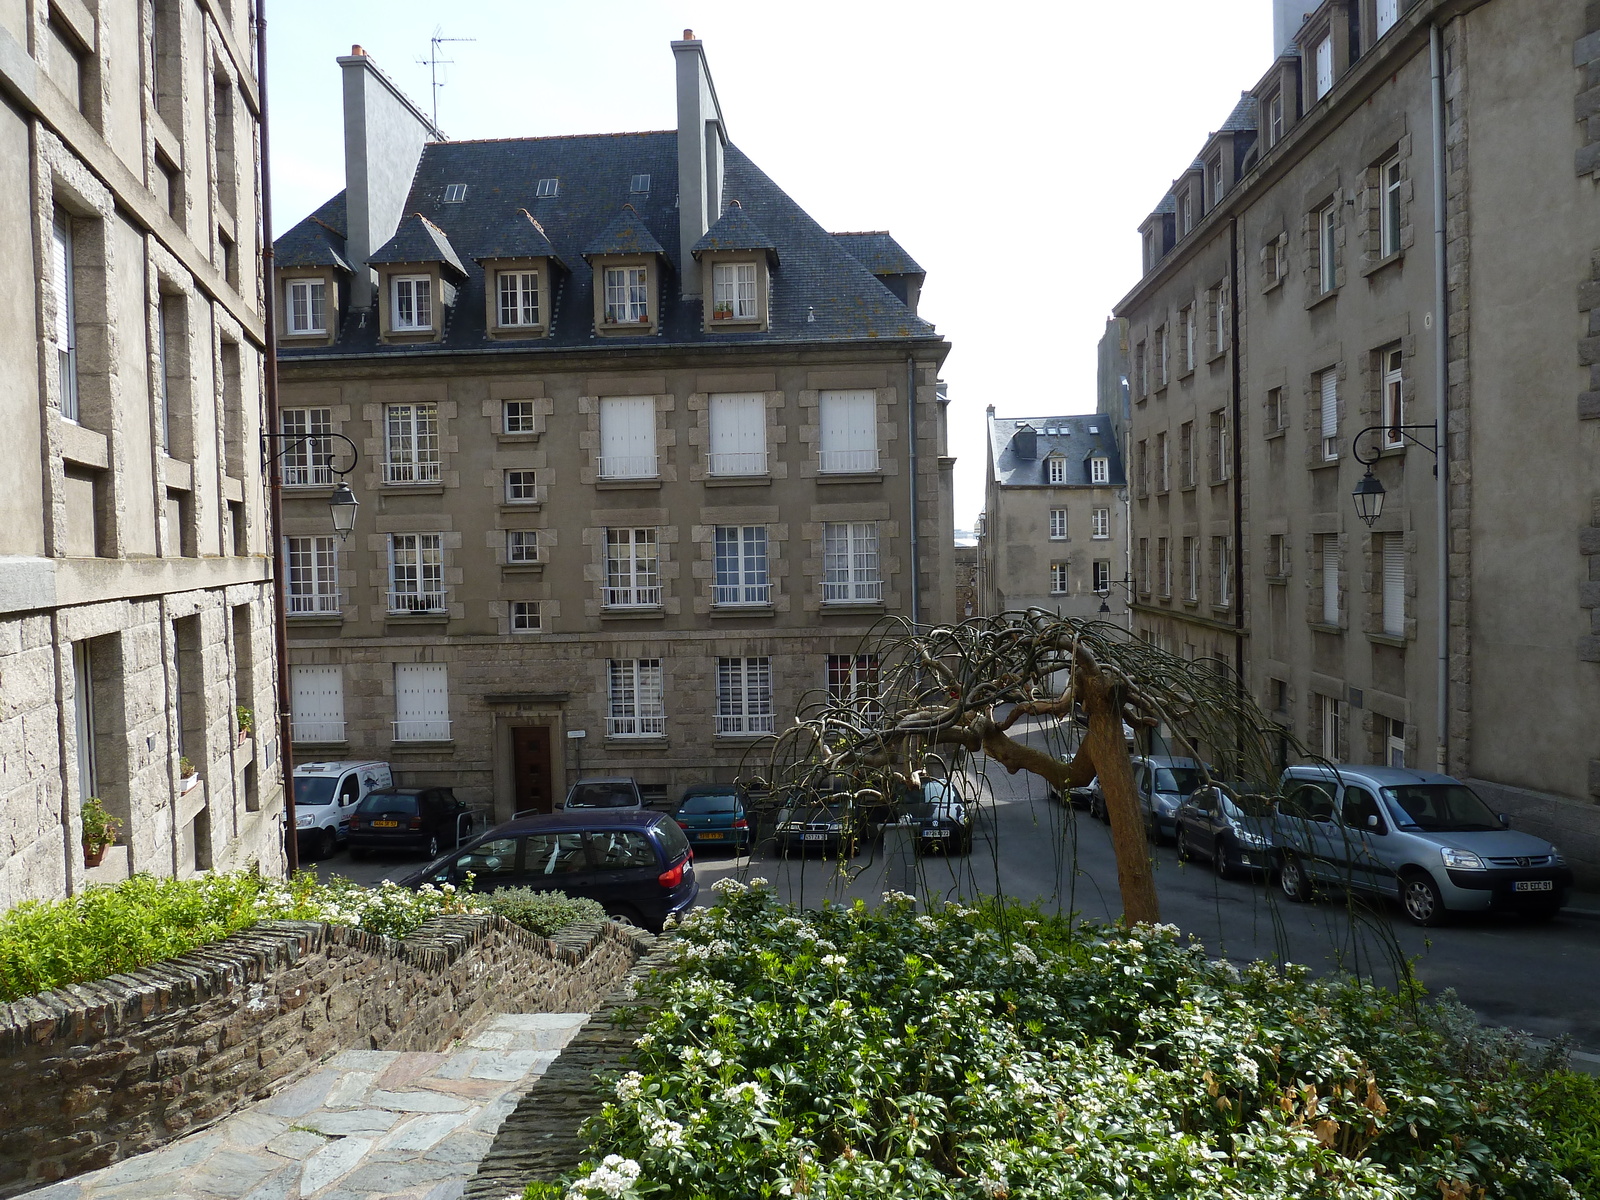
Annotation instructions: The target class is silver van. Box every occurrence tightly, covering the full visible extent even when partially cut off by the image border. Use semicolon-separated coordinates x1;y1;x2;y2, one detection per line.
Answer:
1274;764;1571;925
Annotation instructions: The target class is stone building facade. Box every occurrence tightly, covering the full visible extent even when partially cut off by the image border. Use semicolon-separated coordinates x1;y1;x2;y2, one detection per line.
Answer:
273;37;953;820
978;411;1128;624
1116;0;1600;880
0;0;282;906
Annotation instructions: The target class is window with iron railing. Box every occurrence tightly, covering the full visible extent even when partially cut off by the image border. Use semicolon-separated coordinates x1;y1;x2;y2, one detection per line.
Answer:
713;525;770;605
818;389;878;473
604;527;661;607
822;521;882;603
384;403;440;483
598;395;657;479
708;392;766;476
394;662;450;741
608;659;665;737
285;535;339;613
387;533;445;612
281;408;333;486
716;657;773;735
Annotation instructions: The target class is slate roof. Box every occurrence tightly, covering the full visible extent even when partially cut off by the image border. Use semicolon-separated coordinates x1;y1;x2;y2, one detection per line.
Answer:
276;190;351;271
583;204;667;257
832;231;924;277
1219;92;1259;133
690;201;777;260
988;414;1126;489
274;131;936;356
474;208;566;268
368;213;467;277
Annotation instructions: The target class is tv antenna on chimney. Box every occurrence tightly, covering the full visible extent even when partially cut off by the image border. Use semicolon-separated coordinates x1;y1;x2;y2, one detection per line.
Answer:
417;27;475;129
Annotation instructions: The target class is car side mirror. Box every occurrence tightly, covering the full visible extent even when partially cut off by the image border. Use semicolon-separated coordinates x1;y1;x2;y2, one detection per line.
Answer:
1498;812;1511;828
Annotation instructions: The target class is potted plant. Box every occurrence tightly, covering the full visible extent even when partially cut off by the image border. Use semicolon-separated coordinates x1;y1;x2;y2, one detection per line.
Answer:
81;797;122;868
236;705;254;743
179;756;198;792
713;302;733;321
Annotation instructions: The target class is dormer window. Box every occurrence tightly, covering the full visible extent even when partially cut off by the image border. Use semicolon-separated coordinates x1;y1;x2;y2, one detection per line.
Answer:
287;279;325;334
477;209;561;339
497;270;540;327
392;275;432;330
1313;35;1333;100
1179;191;1192;236
604;265;650;324
1209;158;1224;206
1268;91;1284;145
1090;456;1109;484
1047;456;1067;485
712;262;758;321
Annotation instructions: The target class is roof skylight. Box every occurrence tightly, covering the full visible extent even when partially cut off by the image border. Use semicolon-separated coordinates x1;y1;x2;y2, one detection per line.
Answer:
630;174;651;194
536;178;559;198
443;183;467;203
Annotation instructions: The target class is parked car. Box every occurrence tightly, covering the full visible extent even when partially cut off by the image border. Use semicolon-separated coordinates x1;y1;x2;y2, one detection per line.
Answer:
903;779;973;855
394;810;696;931
774;799;866;858
1089;756;1209;842
563;777;643;811
1174;784;1277;878
347;786;473;859
1273;765;1572;925
292;760;392;860
674;784;750;850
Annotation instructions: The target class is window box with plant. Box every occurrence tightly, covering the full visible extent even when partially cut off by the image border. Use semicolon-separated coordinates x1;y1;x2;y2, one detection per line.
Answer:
178;756;198;792
80;797;122;868
236;706;254;743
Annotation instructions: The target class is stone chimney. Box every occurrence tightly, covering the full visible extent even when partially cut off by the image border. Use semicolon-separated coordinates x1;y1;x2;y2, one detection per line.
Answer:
1272;0;1315;57
337;47;443;308
671;31;727;297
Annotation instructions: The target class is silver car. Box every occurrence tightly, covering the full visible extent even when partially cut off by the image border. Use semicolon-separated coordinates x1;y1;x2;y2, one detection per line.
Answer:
1090;755;1208;843
1273;765;1572;925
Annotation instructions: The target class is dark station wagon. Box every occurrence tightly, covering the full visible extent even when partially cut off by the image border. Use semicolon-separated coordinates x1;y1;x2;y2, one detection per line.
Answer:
347;787;474;859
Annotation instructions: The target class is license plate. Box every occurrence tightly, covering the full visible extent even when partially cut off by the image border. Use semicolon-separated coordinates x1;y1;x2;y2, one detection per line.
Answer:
698;832;725;840
372;820;399;828
803;833;826;841
922;829;951;838
1513;880;1554;892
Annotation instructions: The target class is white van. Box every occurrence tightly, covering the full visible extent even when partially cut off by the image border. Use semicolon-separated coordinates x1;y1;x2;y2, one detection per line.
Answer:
294;761;393;859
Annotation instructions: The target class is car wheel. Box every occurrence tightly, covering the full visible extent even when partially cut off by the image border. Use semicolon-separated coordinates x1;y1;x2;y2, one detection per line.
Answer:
1214;838;1238;880
1175;826;1194;863
424;834;440;860
1279;854;1314;902
317;828;337;861
1400;871;1449;927
606;905;644;928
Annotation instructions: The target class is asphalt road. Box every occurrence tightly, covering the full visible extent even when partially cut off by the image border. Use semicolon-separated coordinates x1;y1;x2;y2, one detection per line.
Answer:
309;747;1600;1055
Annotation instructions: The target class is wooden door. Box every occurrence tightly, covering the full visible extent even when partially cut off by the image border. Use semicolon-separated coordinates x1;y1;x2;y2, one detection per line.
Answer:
512;726;554;815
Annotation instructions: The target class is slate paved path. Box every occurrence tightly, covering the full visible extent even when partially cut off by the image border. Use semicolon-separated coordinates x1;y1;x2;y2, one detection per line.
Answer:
20;1013;591;1200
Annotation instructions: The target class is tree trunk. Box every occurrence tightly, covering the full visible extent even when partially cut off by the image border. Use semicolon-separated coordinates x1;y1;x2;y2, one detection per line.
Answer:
1081;671;1161;925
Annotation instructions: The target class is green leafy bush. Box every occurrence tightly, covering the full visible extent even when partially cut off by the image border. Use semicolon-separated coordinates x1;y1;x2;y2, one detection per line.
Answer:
546;881;1580;1200
483;888;607;937
1527;1071;1600;1195
0;870;487;1001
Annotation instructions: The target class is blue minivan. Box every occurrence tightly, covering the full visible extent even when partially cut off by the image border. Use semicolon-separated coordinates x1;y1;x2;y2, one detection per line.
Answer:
395;810;697;932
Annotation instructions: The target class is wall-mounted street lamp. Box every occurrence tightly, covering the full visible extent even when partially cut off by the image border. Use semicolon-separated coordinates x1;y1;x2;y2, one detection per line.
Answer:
1349;424;1439;527
1096;574;1137;616
261;433;362;539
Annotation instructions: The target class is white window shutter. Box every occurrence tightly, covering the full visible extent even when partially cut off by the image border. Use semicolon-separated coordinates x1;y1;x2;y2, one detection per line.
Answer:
709;394;764;460
600;396;657;471
1322;537;1340;624
1376;0;1398;34
1382;536;1405;635
819;390;877;466
52;214;72;347
291;665;344;740
395;663;449;739
1315;37;1333;98
1320;369;1338;439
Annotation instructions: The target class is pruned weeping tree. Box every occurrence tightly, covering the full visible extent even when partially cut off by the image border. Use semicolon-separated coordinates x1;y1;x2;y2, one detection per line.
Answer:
746;610;1310;925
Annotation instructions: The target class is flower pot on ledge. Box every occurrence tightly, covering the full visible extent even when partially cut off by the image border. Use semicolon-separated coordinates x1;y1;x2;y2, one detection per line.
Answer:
83;843;108;868
180;774;199;794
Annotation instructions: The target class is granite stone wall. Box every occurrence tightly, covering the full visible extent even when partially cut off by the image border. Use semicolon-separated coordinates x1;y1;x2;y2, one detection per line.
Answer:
0;915;642;1197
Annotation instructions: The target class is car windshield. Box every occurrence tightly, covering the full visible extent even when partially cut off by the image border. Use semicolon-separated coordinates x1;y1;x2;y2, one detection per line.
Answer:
568;783;636;808
357;793;417;814
295;777;337;806
1153;767;1205;794
680;792;739;814
1382;784;1502;832
788;804;841;823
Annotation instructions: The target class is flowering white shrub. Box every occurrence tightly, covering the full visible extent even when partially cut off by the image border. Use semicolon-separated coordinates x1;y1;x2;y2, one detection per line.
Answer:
528;883;1579;1200
253;874;488;939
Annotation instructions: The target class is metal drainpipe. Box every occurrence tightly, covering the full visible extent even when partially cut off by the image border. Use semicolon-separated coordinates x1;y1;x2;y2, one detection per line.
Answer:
1430;23;1451;773
906;355;920;627
256;0;298;872
1229;216;1245;695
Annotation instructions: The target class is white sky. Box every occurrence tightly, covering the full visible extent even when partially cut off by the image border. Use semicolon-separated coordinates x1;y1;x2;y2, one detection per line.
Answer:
266;0;1274;531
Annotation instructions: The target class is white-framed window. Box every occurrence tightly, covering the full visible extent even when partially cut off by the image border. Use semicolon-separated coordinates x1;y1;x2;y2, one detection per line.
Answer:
504;469;538;503
604;527;660;607
1215;277;1229;353
607;659;665;737
598;395;657;479
716;657;773;735
1385;716;1406;767
1318;202;1338;293
827;654;879;705
1157;432;1169;491
1156;325;1168;386
1182;304;1196;371
1090;456;1109;484
1157;537;1171;596
281;408;333;486
384;403;441;483
1381;347;1404;448
1179;190;1192;236
1268;91;1284;144
1142;227;1155;271
1380;156;1403;258
1321;534;1341;625
506;530;539;563
1210;410;1230;481
708;392;766;476
711;262;758;321
1266;387;1285;432
1049;562;1069;594
1376;0;1399;38
290;664;344;742
1273;232;1288;283
1133;342;1147;396
1314;35;1333;101
1319;692;1343;762
1092;559;1110;594
1091;507;1109;538
391;274;432;331
394;663;450;741
1049;508;1067;540
1209;158;1224;207
603;265;649;324
388;533;445;612
1137;539;1150;593
511;600;542;633
52;209;78;422
818;390;878;473
1382;534;1405;636
1180;421;1195;486
1320;368;1340;460
714;525;769;605
497;270;540;327
1213;536;1232;606
287;278;326;334
1047;456;1067;485
822;521;882;603
503;400;536;434
1183;537;1198;600
1270;533;1290;578
285;535;339;614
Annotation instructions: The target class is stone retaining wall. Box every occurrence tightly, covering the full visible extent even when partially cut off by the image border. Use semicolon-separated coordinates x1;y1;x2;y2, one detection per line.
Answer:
0;915;643;1198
